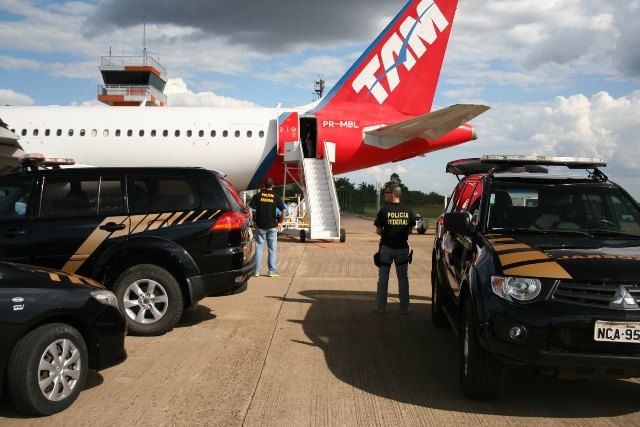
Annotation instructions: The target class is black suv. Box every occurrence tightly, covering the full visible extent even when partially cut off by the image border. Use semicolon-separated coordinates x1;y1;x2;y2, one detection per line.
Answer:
0;157;255;335
432;155;640;399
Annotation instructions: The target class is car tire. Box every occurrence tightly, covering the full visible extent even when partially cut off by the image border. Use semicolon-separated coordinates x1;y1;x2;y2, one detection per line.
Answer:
418;227;427;234
431;259;449;328
459;297;505;400
300;229;306;243
340;228;346;242
7;323;88;416
114;264;183;336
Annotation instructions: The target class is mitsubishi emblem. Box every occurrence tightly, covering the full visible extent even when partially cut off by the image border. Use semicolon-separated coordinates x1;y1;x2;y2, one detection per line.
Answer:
610;286;639;309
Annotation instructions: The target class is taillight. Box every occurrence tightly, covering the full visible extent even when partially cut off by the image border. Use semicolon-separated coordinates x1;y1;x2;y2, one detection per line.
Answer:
211;211;247;231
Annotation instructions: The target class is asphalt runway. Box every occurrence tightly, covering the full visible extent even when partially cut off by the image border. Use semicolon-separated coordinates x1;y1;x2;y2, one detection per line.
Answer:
1;213;639;426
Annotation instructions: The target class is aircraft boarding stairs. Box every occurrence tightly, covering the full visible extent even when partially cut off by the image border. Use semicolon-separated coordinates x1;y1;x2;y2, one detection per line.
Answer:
281;141;345;243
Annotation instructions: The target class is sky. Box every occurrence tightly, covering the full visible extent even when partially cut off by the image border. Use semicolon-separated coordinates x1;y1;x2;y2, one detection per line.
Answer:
1;0;639;198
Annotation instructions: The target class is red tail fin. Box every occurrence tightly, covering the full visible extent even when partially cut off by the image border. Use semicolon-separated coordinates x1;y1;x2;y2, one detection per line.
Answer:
313;0;458;117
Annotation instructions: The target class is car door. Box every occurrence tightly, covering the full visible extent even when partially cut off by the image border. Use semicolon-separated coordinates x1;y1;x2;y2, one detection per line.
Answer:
0;175;35;263
442;179;480;297
29;174;129;276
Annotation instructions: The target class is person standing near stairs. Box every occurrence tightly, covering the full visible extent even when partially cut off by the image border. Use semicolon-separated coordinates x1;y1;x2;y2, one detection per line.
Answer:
249;178;286;277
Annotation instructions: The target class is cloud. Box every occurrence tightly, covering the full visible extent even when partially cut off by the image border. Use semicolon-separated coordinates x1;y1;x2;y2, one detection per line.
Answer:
0;89;34;106
165;78;258;107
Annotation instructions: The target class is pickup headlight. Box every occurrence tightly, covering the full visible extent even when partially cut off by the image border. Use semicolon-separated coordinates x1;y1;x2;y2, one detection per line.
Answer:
491;275;541;302
90;290;119;307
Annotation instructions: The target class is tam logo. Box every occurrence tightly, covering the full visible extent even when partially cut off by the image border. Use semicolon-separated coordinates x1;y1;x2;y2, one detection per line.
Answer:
351;0;449;104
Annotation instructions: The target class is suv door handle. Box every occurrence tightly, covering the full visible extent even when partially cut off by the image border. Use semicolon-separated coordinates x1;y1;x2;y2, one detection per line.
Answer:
100;222;126;232
1;229;26;237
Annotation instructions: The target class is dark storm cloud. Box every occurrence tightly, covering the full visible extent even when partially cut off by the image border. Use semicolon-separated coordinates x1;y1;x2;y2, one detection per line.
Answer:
84;0;402;52
614;15;640;79
523;29;597;69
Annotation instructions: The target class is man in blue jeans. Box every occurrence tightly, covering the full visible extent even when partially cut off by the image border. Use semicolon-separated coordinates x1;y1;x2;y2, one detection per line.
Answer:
374;184;416;313
249;178;286;277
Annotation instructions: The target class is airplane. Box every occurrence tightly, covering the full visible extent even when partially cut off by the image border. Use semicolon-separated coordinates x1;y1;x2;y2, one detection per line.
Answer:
0;0;489;192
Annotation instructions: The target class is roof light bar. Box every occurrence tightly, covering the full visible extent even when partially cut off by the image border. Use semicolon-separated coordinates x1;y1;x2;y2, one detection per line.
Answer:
19;153;75;166
480;155;606;168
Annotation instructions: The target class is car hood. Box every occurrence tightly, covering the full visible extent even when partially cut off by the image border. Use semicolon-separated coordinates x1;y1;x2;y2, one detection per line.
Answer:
0;262;105;290
485;234;640;282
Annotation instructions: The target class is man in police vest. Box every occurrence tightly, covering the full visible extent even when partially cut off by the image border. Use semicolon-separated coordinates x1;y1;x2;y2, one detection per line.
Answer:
249;177;286;277
374;184;416;313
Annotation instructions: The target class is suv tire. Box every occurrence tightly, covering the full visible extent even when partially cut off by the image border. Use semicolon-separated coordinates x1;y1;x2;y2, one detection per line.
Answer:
459;297;505;400
431;257;449;328
114;264;184;336
7;323;88;416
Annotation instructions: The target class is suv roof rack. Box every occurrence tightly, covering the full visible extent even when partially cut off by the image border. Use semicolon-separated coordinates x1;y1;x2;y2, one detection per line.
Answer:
18;153;75;172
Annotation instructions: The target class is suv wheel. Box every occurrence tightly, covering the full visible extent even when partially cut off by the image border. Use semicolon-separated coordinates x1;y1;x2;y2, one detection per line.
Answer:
417;226;427;234
459;297;505;400
7;323;88;416
431;258;449;328
114;264;184;336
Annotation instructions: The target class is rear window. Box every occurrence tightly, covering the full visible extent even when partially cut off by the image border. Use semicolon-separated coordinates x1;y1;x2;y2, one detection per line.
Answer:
128;175;198;213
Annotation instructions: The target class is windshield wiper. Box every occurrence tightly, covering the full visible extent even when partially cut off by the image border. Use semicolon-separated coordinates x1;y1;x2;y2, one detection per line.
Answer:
583;229;640;238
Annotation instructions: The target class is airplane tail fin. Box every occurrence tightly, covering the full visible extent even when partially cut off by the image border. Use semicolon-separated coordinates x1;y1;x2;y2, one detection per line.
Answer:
312;0;458;117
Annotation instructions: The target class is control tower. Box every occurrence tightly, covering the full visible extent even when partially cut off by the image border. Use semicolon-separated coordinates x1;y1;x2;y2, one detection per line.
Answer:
97;49;167;107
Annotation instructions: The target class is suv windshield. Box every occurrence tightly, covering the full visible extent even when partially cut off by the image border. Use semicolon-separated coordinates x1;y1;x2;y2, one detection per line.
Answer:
486;182;640;235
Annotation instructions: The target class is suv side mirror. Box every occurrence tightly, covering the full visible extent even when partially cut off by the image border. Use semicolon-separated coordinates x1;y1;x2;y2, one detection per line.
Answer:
443;212;471;234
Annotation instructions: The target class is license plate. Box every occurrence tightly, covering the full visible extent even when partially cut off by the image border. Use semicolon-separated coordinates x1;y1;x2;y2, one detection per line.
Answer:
594;320;640;343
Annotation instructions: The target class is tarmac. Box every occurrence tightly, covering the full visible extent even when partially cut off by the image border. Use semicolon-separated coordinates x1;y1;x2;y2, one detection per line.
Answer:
1;213;640;426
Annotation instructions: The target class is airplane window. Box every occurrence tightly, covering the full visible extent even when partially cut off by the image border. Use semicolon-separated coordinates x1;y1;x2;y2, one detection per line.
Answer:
223;130;228;137
45;129;50;136
103;129;109;137
151;130;156;137
21;129;26;136
234;130;240;138
163;130;168;137
247;131;252;138
80;129;86;137
139;130;144;137
91;129;97;137
198;130;204;137
127;130;133;137
57;129;62;136
68;129;74;136
259;131;265;138
175;130;180;137
210;130;216;137
187;130;192;137
33;129;39;136
115;129;121;137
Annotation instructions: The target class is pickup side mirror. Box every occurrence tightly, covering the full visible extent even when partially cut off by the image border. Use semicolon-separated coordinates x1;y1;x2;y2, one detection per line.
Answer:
443;212;471;234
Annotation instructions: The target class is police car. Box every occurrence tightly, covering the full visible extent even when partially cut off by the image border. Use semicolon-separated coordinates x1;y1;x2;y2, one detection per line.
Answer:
432;155;640;400
0;154;255;336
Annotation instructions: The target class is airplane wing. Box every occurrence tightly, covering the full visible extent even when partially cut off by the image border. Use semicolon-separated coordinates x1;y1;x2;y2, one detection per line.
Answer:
0;126;24;174
363;104;490;149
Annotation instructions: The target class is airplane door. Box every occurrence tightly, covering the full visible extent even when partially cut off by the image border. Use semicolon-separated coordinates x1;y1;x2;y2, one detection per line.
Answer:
277;112;299;156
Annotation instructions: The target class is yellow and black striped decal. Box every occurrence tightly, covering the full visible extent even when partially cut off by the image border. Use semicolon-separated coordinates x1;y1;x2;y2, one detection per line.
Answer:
28;267;104;288
62;209;221;274
485;234;572;279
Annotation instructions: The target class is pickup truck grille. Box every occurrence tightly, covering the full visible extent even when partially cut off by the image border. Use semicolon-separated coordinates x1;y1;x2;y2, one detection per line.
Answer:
544;327;640;356
551;281;640;309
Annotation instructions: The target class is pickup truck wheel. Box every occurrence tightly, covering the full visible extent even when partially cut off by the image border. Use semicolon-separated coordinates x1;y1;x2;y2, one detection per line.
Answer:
417;227;427;234
7;323;88;416
459;298;505;400
114;264;183;336
431;261;449;328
